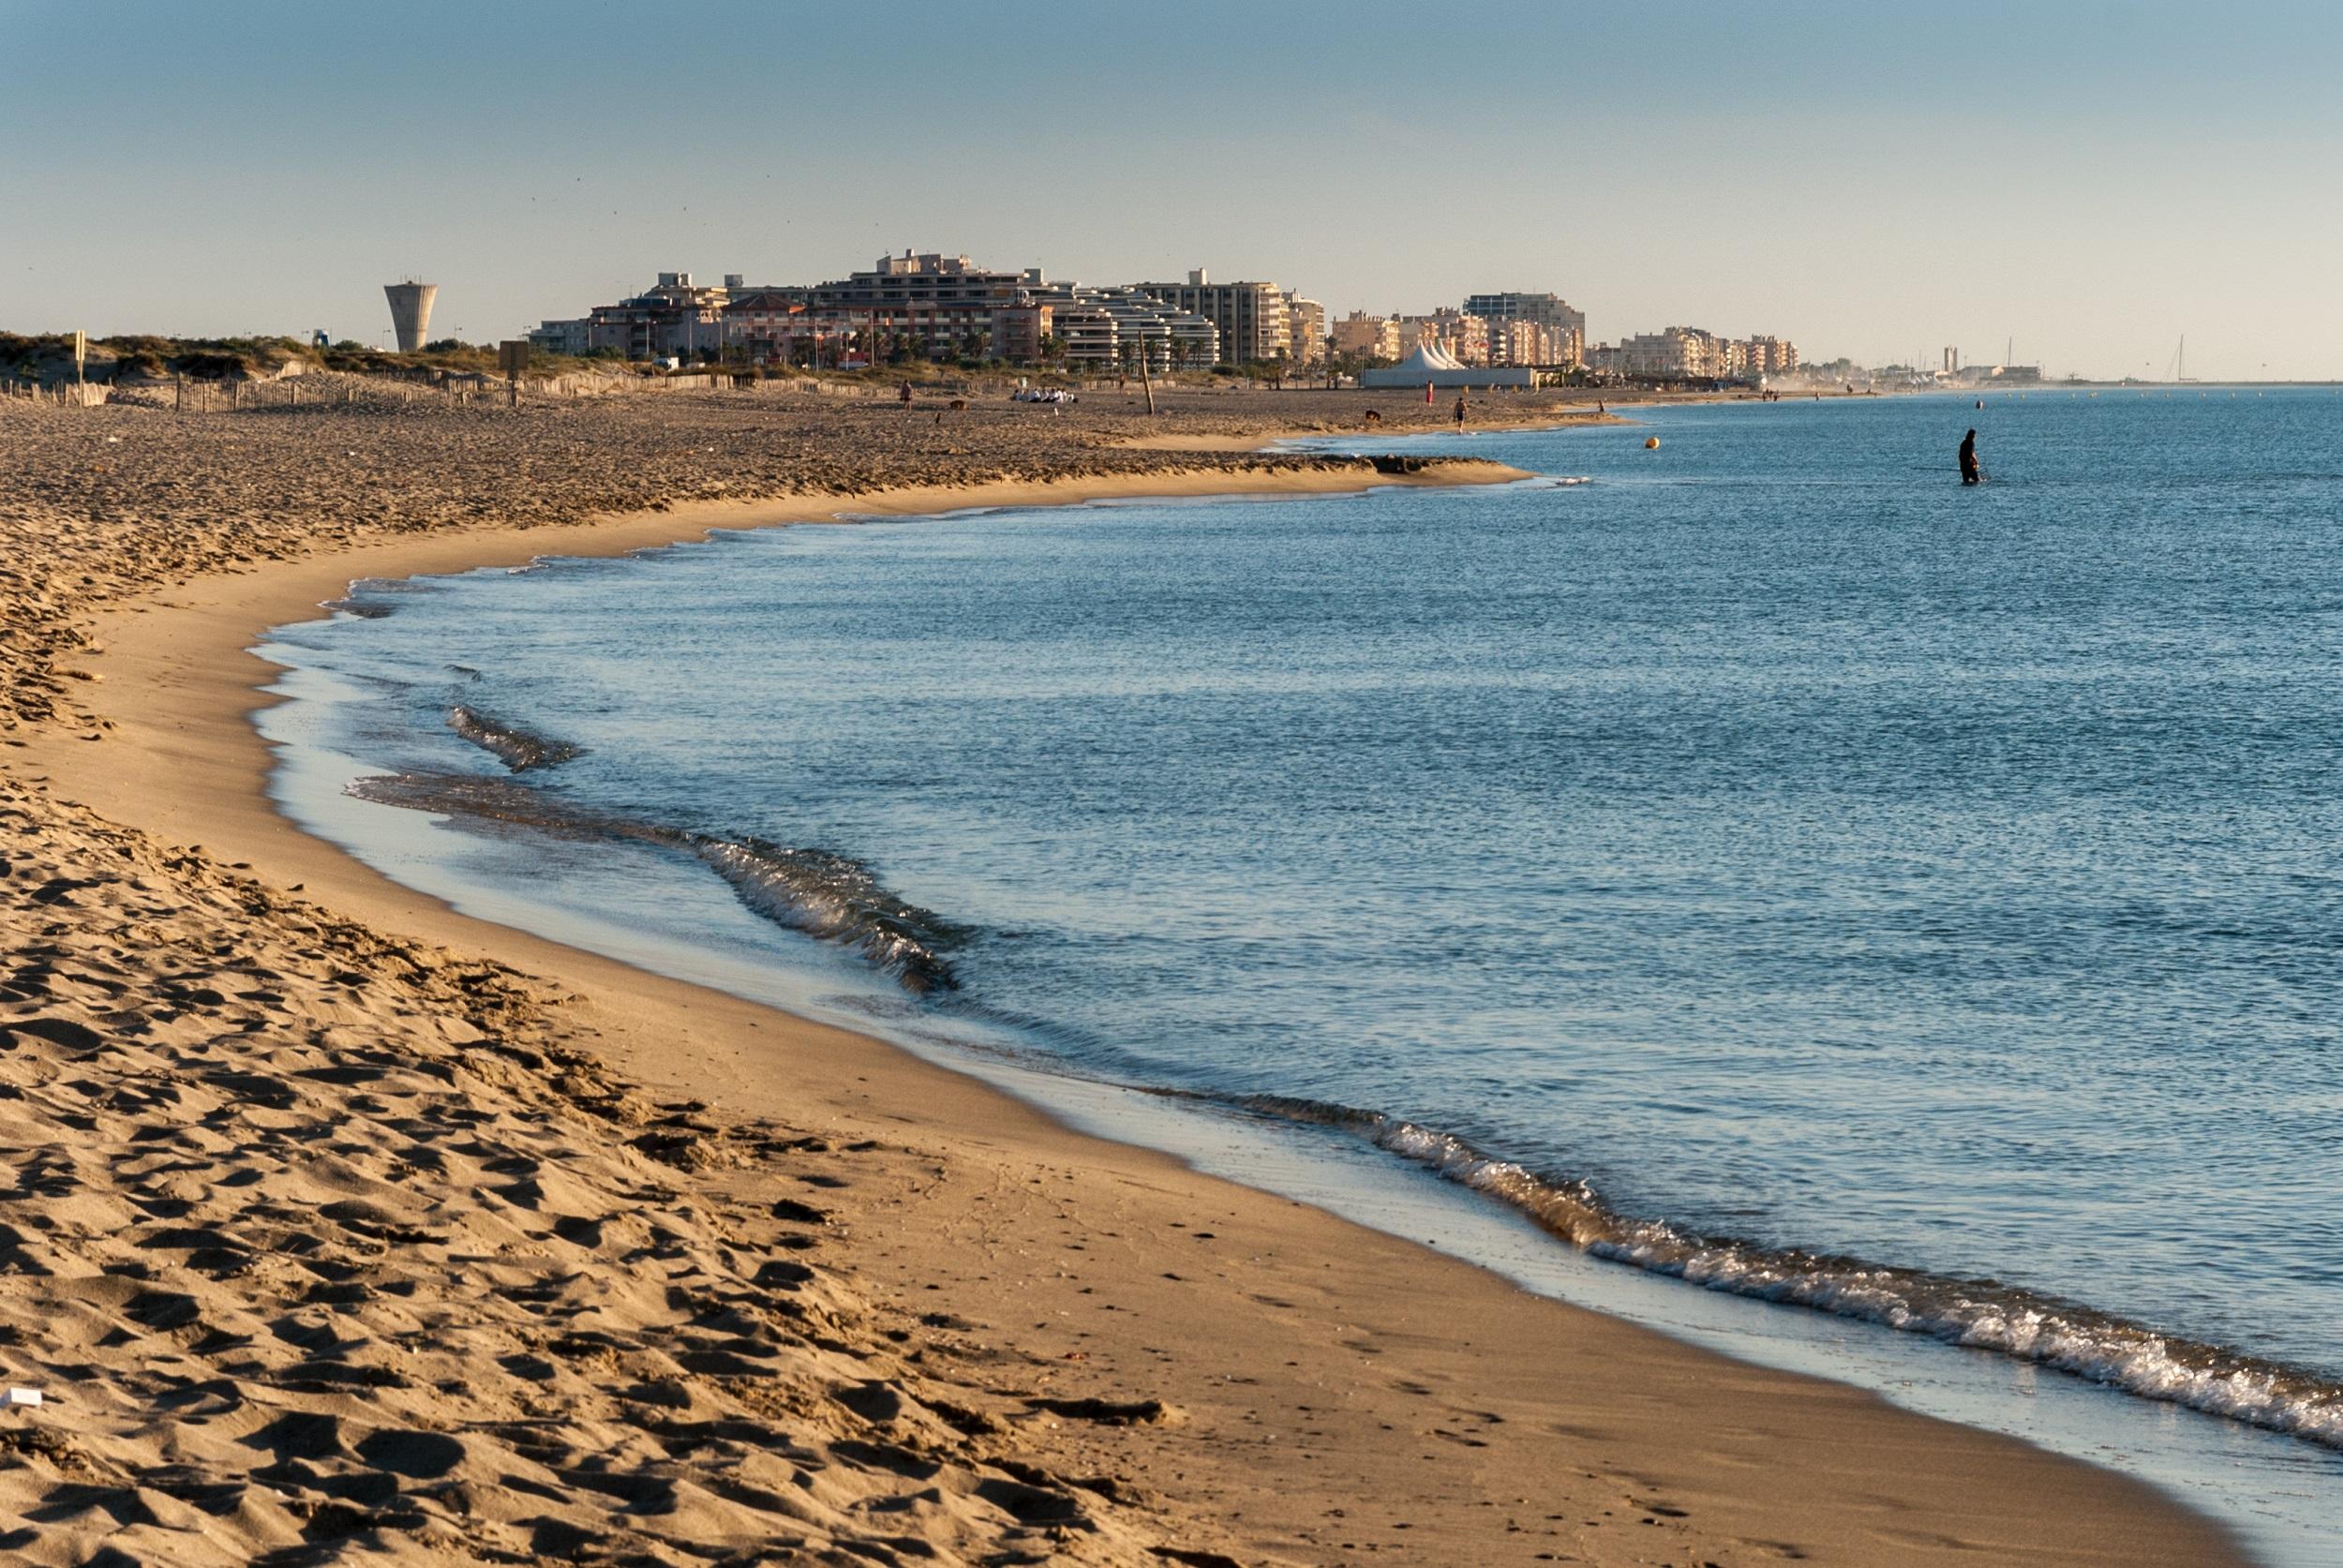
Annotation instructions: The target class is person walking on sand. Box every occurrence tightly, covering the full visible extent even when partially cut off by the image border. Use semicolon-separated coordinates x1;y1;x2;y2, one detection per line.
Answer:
1959;427;1982;485
899;381;914;411
1454;394;1468;430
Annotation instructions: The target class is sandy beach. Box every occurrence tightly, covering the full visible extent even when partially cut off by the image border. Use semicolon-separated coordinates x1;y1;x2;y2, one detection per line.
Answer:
0;382;2247;1566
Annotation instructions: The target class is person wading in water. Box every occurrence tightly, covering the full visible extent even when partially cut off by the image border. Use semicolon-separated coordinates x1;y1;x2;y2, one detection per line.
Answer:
1960;427;1982;485
1454;393;1468;430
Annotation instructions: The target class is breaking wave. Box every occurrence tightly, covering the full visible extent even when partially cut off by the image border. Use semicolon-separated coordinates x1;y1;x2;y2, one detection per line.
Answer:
686;838;960;993
448;705;583;772
347;770;960;992
1190;1092;2343;1451
325;576;437;619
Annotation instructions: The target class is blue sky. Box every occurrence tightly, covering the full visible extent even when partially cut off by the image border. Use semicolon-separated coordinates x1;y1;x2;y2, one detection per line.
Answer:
5;0;2338;378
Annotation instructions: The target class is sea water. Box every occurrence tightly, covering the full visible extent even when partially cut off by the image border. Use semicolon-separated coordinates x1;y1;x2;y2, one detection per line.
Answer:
258;390;2343;1560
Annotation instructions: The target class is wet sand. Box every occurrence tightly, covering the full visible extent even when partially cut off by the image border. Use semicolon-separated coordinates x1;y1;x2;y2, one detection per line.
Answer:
0;382;2246;1565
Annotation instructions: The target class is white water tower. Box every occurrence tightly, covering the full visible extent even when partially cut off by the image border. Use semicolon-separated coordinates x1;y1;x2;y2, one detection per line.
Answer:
384;280;439;352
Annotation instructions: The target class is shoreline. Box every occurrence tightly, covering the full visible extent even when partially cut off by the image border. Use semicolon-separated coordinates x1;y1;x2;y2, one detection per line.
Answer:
18;451;2256;1565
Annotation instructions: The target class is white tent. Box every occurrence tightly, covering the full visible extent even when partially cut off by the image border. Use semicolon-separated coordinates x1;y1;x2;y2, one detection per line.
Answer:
1360;344;1533;389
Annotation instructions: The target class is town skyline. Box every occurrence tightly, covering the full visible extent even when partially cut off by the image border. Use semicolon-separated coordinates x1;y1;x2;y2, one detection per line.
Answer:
7;1;2342;381
503;253;1818;388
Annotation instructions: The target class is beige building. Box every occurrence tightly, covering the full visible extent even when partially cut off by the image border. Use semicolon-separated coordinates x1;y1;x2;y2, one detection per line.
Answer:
1286;297;1325;366
1464;291;1586;366
990;302;1053;365
1488;319;1571;367
1135;270;1293;365
1590;327;1799;380
1748;336;1799;374
1330;310;1400;362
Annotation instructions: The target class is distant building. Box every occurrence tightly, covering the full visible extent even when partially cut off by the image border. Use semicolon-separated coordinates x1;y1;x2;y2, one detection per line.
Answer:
585;271;733;359
1330;311;1400;363
1100;286;1220;369
1021;279;1218;369
990;301;1053;365
1464;291;1586;366
721;288;813;363
527;318;590;357
1135;270;1293;365
1589;327;1797;381
561;251;1286;370
1954;361;2041;385
800;251;1031;361
1488;319;1571;368
1044;299;1120;367
1286;297;1325;366
1748;336;1799;375
712;252;1025;365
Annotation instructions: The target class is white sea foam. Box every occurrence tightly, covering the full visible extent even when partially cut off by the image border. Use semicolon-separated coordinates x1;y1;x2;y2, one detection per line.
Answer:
1251;1106;2343;1449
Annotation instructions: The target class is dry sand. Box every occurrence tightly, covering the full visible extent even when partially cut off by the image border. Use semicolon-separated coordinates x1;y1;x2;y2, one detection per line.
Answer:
0;384;2246;1565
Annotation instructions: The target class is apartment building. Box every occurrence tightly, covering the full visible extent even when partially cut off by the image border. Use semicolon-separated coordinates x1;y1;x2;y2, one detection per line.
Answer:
1286;297;1325;366
709;253;1025;363
1589;327;1799;381
564;252;1284;369
990;301;1052;365
1488;318;1564;367
1464;291;1587;366
526;317;590;356
720;288;811;360
1330;311;1400;363
800;251;1031;359
584;271;734;359
1747;336;1799;374
1021;280;1220;369
1135;270;1293;365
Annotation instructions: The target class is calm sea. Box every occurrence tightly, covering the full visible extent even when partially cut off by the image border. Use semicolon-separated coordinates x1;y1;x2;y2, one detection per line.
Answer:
259;390;2343;1559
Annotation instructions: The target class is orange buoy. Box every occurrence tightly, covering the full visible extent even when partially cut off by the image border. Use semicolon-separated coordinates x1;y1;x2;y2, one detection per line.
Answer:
1645;436;1661;450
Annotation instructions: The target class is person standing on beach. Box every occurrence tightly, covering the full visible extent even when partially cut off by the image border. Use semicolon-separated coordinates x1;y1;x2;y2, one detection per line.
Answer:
1959;428;1981;485
1454;394;1468;430
899;381;914;411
